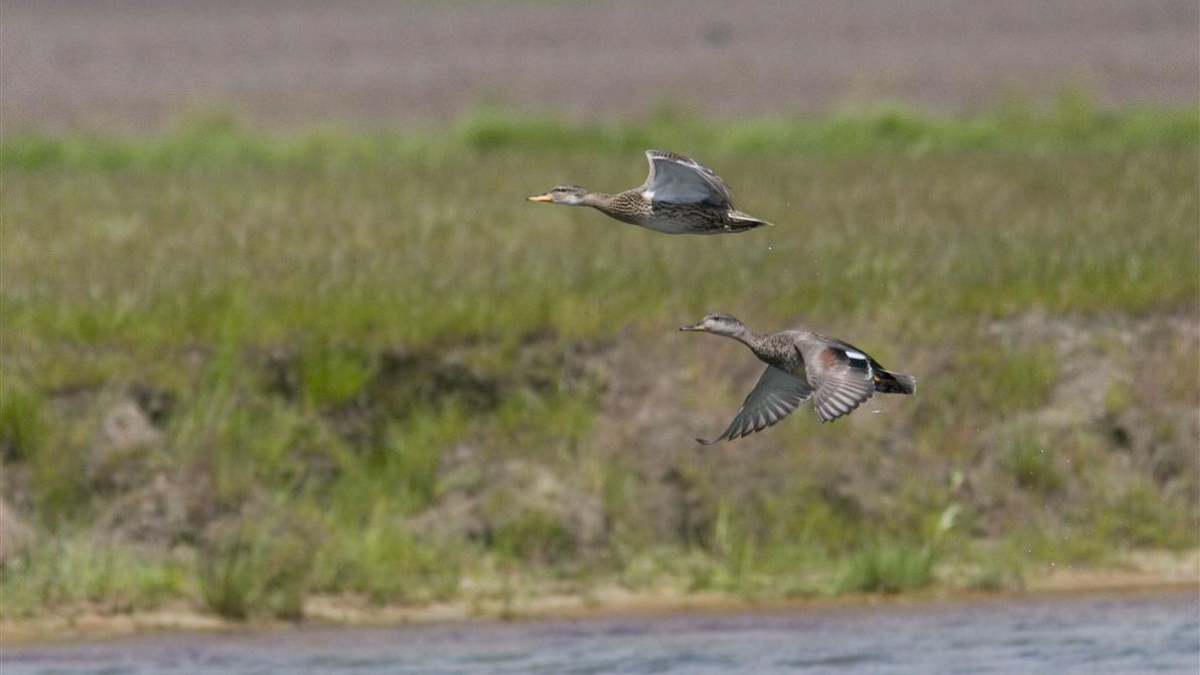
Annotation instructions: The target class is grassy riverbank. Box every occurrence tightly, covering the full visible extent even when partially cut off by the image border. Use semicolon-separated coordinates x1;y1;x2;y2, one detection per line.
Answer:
1;100;1197;622
3;555;1197;644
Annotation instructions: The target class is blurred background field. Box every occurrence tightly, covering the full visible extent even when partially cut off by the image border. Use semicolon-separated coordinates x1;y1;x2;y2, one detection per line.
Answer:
0;0;1197;626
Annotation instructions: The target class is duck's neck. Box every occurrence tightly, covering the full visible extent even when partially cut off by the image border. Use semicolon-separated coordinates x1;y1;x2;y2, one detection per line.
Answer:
731;329;771;360
581;192;616;211
580;192;644;225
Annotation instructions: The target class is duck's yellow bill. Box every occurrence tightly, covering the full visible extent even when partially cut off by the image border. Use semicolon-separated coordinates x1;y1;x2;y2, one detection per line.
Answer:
527;194;554;202
679;325;707;332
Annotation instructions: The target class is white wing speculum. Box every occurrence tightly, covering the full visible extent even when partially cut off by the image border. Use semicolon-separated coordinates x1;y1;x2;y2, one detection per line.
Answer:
842;349;873;376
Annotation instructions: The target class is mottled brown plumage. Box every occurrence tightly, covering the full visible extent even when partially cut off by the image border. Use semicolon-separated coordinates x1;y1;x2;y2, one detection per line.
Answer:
528;150;770;235
680;313;916;443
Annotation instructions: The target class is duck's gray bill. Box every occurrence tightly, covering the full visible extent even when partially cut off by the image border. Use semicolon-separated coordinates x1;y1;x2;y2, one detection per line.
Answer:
679;323;706;332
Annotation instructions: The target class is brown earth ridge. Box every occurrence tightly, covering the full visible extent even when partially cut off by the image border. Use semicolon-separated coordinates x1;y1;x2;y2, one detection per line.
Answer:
2;0;1197;134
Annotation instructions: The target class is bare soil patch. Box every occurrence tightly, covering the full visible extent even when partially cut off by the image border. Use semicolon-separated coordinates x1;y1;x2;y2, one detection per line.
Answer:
2;0;1196;133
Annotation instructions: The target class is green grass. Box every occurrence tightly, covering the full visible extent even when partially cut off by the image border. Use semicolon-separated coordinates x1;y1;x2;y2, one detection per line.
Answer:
1002;431;1065;495
1;103;1197;619
0;377;47;462
3;94;1196;171
198;515;316;620
837;542;935;594
309;507;460;604
3;147;1195;369
0;533;189;618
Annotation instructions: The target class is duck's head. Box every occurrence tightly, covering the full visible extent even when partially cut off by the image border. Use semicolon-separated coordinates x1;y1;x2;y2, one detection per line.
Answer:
679;312;748;338
528;185;589;206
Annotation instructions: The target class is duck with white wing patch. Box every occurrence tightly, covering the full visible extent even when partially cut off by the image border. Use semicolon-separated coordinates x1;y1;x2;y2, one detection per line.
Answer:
679;313;916;444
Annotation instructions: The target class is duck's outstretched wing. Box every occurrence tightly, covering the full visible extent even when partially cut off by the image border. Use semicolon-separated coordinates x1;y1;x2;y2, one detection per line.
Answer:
642;150;733;207
698;366;814;445
810;346;877;423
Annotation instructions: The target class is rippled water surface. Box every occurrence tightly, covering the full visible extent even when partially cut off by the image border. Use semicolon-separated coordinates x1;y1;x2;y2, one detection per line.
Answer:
4;591;1197;674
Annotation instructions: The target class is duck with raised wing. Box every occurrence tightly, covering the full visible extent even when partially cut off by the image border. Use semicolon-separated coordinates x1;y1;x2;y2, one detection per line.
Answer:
679;313;916;444
528;150;771;235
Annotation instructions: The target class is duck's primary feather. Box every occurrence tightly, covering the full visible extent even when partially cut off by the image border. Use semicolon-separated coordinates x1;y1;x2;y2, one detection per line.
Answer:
697;366;814;445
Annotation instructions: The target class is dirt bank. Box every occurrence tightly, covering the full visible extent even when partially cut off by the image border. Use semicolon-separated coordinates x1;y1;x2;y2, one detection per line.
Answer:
2;0;1196;134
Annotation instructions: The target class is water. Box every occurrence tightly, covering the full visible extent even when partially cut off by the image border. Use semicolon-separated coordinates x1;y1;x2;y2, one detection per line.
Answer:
4;591;1197;674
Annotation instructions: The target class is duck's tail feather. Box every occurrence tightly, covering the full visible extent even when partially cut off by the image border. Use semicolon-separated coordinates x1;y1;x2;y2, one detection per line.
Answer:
726;210;772;231
874;370;916;395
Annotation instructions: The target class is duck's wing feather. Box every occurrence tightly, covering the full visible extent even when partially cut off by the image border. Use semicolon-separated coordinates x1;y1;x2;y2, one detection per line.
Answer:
698;366;814;445
642;150;733;207
809;346;877;423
